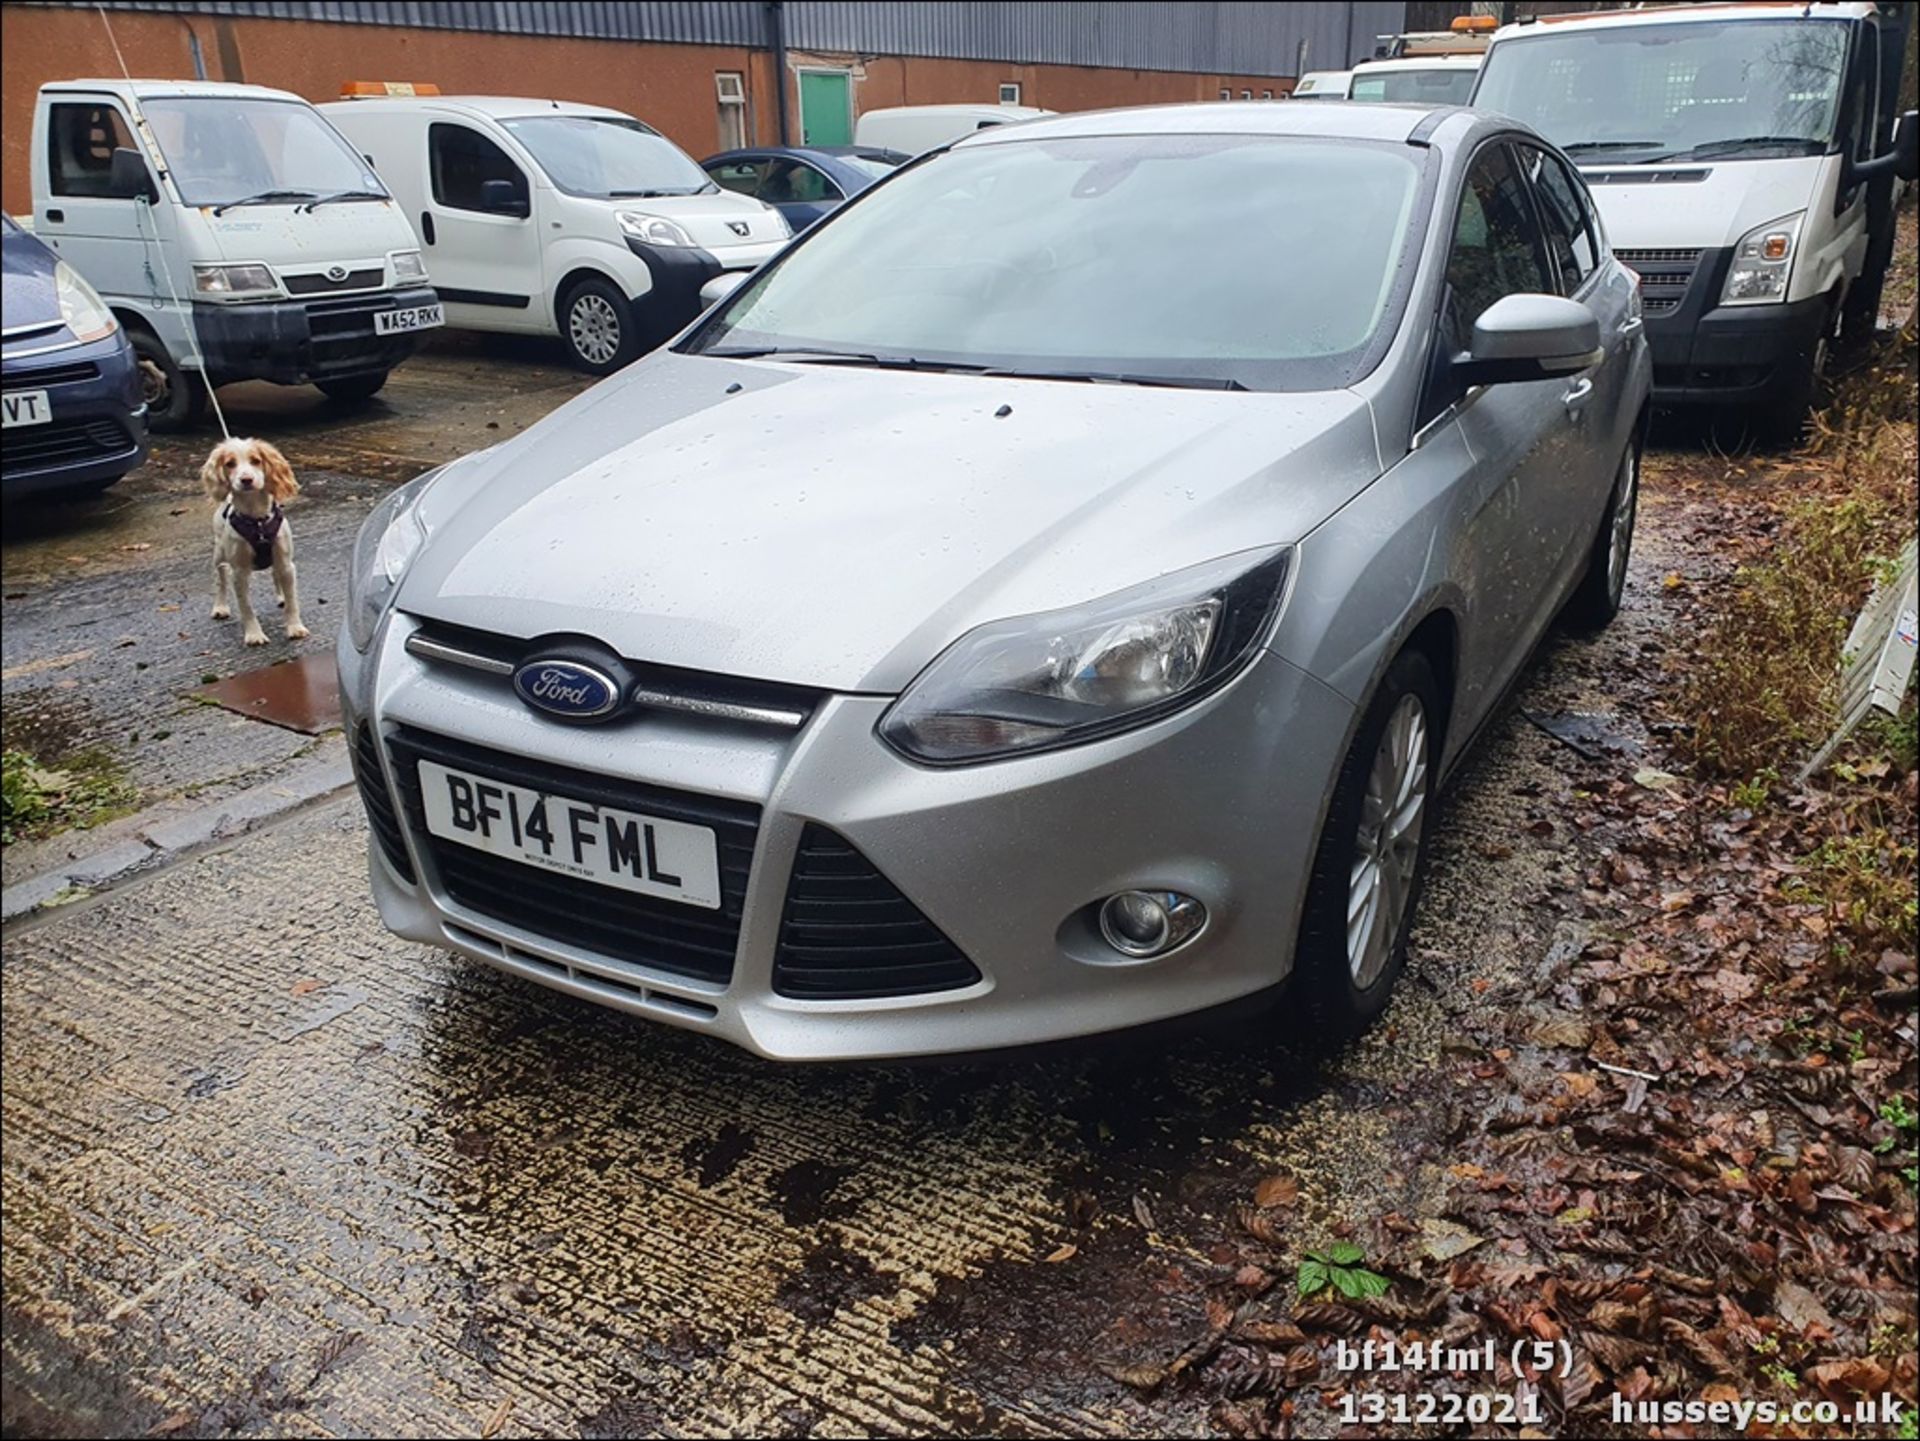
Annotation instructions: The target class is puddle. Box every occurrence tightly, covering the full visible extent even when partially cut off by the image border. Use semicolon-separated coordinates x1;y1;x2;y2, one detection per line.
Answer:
195;653;342;734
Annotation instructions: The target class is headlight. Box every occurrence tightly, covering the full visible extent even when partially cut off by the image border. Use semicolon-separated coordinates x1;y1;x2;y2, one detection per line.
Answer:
348;466;440;651
618;212;694;248
192;263;279;297
53;262;116;342
391;249;428;283
879;547;1292;764
1721;212;1802;306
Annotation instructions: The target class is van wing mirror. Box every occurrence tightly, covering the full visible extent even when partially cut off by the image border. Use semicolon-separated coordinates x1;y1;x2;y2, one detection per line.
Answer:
699;271;750;309
106;146;156;203
1846;110;1920;185
479;178;530;218
1454;294;1602;387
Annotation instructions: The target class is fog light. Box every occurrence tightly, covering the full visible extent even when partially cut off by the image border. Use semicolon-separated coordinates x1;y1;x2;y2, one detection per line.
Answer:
1099;890;1206;958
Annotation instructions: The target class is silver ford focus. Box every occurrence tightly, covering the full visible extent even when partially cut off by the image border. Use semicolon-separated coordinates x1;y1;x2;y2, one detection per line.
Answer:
340;102;1649;1061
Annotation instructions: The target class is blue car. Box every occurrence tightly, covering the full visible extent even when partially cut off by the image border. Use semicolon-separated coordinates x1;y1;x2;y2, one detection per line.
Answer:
2;212;148;501
700;146;907;232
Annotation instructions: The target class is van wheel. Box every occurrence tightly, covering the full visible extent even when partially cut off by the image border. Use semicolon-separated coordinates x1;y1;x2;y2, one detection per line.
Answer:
316;372;389;404
1291;649;1443;1041
1564;440;1639;631
1750;305;1833;446
130;329;208;433
560;277;638;375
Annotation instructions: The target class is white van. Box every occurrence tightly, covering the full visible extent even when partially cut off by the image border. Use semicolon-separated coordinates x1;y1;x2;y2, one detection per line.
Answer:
1290;71;1353;101
29;80;441;429
1348;19;1493;106
1474;2;1918;435
852;104;1055;156
325;94;790;373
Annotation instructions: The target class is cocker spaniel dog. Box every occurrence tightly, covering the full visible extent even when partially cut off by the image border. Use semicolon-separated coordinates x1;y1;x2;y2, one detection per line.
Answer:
202;437;308;646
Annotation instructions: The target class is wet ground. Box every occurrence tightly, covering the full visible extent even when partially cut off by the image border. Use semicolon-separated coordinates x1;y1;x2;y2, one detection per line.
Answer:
0;335;590;885
2;372;1698;1435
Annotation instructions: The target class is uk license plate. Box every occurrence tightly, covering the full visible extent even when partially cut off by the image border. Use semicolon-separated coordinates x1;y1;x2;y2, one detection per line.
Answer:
2;390;51;428
375;304;444;335
418;759;721;909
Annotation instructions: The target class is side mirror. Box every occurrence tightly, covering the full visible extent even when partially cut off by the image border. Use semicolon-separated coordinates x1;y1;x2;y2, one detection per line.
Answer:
1846;110;1920;185
106;146;155;203
698;270;750;309
1454;293;1602;387
479;178;529;218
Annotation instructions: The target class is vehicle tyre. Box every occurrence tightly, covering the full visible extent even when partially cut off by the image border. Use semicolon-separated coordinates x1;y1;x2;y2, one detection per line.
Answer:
316;371;389;404
129;328;208;433
560;276;639;375
1291;648;1444;1041
1563;439;1639;632
1749;304;1833;446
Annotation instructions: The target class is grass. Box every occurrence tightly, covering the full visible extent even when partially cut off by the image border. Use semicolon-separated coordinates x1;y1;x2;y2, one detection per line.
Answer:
1;747;138;847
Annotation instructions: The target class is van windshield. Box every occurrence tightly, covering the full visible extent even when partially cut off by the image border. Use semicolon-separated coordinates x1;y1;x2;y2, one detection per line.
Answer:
1350;67;1478;104
142;97;386;207
686;133;1425;393
500;115;716;198
1473;19;1849;164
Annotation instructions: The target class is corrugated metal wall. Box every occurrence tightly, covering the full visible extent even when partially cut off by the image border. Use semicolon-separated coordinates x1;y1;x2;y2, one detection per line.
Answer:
60;0;1404;73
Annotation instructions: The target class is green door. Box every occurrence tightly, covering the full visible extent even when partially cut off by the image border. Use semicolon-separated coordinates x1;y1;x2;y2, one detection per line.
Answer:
799;71;852;146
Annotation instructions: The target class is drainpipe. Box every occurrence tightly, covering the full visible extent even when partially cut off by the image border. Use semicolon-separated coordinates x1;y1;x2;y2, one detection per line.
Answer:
1342;4;1355;65
767;1;791;145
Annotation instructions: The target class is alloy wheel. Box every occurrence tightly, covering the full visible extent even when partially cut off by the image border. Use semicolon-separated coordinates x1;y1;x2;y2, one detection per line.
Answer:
1347;694;1428;990
1606;446;1638;604
569;293;623;367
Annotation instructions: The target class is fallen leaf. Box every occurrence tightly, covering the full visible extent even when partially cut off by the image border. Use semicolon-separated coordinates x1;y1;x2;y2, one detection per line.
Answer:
1132;1194;1156;1232
1044;1243;1077;1263
1098;1360;1166;1392
1560;1071;1599;1099
1418;1217;1487;1262
1634;767;1682;791
1774;1279;1836;1339
1254;1174;1299;1208
480;1397;513;1439
290;977;325;996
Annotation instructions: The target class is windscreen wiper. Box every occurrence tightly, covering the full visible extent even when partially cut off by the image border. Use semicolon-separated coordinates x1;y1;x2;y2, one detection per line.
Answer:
981;367;1249;391
301;189;389;210
1560;141;1665;156
700;347;989;372
1654;136;1824;162
211;189;318;216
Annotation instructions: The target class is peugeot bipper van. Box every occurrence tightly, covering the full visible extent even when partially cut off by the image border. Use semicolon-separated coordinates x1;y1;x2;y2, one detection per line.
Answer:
1473;2;1917;437
325;92;791;374
29;80;442;429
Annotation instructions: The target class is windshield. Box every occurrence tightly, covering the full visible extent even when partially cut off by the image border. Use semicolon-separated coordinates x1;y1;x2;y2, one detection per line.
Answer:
142;97;385;207
1350;67;1479;104
1473;19;1848;163
500;115;714;197
686;133;1423;392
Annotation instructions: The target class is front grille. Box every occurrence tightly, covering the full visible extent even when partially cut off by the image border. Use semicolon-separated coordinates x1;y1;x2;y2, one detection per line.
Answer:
350;725;414;882
407;620;823;731
774;825;980;999
1;416;132;474
387;727;759;985
1615;246;1704;316
3;361;98;389
285;268;383;295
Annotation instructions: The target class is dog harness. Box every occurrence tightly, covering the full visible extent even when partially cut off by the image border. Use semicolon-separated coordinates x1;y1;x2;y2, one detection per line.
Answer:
223;502;284;572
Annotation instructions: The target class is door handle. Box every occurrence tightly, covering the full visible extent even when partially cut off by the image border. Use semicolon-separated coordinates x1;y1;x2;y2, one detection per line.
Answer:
44;209;64;224
1563;377;1595;413
1620;317;1644;339
421;211;436;245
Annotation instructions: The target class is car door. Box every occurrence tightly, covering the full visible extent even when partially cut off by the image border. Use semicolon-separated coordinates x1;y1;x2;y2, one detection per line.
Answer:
422;119;544;332
757;158;844;232
1426;140;1580;732
1516;140;1636;593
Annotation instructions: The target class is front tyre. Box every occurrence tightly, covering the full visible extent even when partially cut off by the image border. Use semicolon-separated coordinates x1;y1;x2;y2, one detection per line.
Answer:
560;277;639;375
1293;649;1443;1040
1564;439;1639;631
129;329;208;433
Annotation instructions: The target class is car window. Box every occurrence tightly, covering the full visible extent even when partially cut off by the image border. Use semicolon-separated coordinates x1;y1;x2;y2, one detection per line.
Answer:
690;133;1427;393
759;159;842;205
430;122;528;213
707;159;768;196
1350;68;1478;105
1442;143;1553;351
47;102;139;198
1518;144;1598;294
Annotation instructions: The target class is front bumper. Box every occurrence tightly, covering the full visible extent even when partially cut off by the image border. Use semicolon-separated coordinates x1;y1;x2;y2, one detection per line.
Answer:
1;328;149;496
623;238;785;343
1641;247;1829;406
192;284;440;387
338;612;1354;1061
